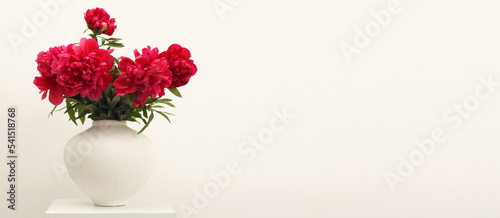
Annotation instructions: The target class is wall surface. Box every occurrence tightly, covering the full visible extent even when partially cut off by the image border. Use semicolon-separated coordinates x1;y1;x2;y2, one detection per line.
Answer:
1;0;500;217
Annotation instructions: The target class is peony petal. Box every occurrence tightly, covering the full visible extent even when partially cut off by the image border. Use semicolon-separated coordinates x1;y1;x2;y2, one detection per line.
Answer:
134;91;149;107
179;47;191;58
113;76;133;91
149;59;168;73
48;85;64;105
189;61;198;75
84;38;99;55
133;49;141;58
167;44;181;53
118;57;136;72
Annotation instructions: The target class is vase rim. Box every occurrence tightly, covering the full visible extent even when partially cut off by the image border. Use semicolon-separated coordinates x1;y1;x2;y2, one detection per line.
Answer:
92;120;127;126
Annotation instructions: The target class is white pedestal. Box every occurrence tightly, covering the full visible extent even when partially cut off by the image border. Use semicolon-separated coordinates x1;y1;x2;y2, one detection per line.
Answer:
45;199;177;218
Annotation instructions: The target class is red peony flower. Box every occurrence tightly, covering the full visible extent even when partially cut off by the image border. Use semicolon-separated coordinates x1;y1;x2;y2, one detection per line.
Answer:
161;44;197;89
53;38;115;101
114;46;173;107
34;45;67;105
84;7;117;36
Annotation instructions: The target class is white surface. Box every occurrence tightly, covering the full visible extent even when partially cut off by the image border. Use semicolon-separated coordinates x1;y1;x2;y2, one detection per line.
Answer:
45;199;176;218
1;0;500;218
64;121;156;206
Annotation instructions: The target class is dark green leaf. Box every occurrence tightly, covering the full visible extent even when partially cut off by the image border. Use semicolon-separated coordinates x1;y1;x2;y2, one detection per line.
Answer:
138;112;154;134
162;111;175;116
49;104;59;117
66;99;77;125
168;88;182;98
123;93;136;105
106;42;125;48
129;110;141;118
96;27;107;35
153;110;171;124
67;98;85;104
77;104;86;124
146;97;155;104
83;104;98;112
110;96;120;109
142;107;148;118
156;98;172;103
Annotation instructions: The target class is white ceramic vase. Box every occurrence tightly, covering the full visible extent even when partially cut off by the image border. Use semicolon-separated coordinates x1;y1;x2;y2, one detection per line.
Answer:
64;120;156;206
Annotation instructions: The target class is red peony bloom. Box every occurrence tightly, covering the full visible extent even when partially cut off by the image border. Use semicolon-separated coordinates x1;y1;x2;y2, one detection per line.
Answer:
114;46;173;107
53;38;115;101
161;44;197;89
34;45;67;105
84;7;117;36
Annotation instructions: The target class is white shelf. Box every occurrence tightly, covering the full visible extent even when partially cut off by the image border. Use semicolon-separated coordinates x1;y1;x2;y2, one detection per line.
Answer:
45;199;176;218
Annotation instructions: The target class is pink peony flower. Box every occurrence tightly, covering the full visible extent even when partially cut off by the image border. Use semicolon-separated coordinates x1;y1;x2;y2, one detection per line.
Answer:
114;46;173;107
53;38;115;101
161;44;197;89
84;7;117;36
34;45;67;105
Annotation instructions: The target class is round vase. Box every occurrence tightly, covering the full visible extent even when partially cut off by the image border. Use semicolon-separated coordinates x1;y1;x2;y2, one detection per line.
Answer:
64;120;156;206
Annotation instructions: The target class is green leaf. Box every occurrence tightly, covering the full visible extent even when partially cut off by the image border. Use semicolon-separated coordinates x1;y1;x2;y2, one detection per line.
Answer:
67;98;84;104
138;112;154;134
106;42;125;48
83;104;98;112
153;110;171;124
162;111;175;116
123;93;136;106
77;104;86;124
110;96;120;109
142;107;148;118
168;88;182;98
49;104;59;117
155;98;172;104
96;27;107;35
105;83;113;96
129;110;141;118
146;97;155;104
65;99;78;126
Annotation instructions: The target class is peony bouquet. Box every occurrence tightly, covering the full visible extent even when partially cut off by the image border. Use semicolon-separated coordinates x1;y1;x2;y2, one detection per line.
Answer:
34;8;197;133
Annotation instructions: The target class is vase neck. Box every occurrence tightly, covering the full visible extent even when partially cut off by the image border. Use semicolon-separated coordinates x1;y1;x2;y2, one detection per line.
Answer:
92;120;127;127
